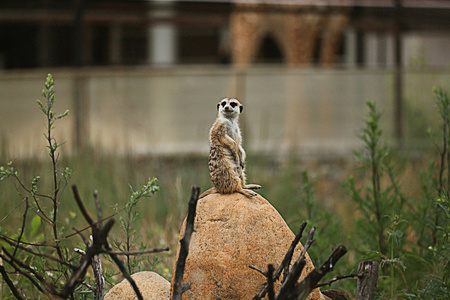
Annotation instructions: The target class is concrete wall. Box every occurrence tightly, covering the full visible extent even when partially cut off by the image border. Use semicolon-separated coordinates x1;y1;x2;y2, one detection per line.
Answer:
1;66;449;158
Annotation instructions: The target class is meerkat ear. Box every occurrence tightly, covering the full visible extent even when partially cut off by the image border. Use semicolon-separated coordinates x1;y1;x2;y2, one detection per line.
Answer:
240;105;244;113
217;103;220;110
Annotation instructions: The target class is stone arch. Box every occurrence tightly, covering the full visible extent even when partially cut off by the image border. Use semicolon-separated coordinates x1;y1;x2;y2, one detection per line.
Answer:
230;4;350;67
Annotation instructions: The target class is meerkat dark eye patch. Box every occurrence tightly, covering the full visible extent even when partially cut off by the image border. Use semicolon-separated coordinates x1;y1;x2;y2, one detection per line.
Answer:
230;102;237;108
221;101;227;107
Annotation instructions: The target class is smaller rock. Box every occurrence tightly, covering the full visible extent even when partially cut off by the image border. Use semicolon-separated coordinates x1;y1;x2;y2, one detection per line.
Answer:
322;289;348;300
104;271;170;300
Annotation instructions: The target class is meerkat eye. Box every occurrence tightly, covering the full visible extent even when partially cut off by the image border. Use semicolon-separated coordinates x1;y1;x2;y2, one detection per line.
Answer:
221;101;227;107
230;102;237;108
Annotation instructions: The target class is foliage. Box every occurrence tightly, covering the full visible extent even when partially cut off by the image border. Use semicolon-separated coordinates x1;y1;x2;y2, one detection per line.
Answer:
345;100;407;256
343;91;449;298
0;74;161;299
0;75;449;299
408;87;450;299
295;169;345;267
110;178;159;276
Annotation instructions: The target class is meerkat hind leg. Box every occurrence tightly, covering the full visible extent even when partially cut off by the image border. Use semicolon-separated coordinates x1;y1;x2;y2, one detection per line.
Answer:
239;188;258;198
199;187;218;199
244;184;262;190
240;173;261;190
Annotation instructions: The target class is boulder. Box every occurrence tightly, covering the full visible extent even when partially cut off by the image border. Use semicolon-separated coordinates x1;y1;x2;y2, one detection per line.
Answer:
105;271;170;300
171;193;324;300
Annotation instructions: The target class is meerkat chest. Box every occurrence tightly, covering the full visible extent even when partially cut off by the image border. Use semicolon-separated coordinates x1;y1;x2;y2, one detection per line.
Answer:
225;121;241;143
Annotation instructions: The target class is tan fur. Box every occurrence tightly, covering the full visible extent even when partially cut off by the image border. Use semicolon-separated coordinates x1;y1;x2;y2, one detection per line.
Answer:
200;98;261;199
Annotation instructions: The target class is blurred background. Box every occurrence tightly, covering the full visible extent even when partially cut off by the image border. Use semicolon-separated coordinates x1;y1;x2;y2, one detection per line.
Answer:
1;0;449;157
1;1;450;295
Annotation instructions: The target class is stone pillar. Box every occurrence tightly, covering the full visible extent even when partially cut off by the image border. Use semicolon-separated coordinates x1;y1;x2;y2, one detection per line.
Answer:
365;32;378;67
37;24;53;67
108;22;122;65
230;9;265;66
320;12;349;66
147;0;177;65
345;28;357;67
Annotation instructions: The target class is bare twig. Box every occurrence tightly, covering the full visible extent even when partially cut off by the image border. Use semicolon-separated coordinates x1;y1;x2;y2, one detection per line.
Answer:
281;245;348;300
172;185;200;300
276;258;307;300
277;226;316;299
252;221;308;300
73;227;90;246
59;218;115;298
13;197;29;258
65;186;145;300
104;247;170;256
72;185;95;226
92;190;105;300
0;264;26;300
0;197;27;225
282;221;308;282
298;226;316;263
0;236;75;269
267;264;275;300
105;242;144;300
0;234;55;248
94;190;102;229
249;265;268;277
62;211;119;239
315;273;358;288
1;248;56;295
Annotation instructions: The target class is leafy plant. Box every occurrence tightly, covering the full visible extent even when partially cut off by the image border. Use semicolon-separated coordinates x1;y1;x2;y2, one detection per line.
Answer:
408;87;450;299
344;91;449;299
0;74;73;297
0;74;164;299
345;100;407;259
111;179;159;275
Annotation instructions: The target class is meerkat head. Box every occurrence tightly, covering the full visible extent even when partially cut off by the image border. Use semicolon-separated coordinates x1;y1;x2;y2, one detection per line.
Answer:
217;98;243;119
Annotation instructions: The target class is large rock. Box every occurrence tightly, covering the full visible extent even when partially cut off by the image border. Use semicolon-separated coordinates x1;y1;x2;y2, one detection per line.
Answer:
105;271;170;300
171;193;324;300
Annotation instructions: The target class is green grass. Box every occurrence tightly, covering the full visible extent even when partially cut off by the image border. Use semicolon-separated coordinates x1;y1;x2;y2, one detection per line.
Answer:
0;138;447;298
0;149;351;266
0;80;448;299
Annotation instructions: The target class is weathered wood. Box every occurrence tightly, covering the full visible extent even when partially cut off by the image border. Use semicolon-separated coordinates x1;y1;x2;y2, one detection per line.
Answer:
355;260;379;300
252;221;308;300
172;186;200;300
282;244;348;300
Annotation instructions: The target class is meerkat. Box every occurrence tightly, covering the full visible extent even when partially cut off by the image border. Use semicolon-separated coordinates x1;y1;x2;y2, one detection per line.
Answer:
199;97;261;199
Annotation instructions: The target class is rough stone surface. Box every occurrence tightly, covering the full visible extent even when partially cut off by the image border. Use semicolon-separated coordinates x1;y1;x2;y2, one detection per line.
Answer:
171;193;325;300
105;271;170;300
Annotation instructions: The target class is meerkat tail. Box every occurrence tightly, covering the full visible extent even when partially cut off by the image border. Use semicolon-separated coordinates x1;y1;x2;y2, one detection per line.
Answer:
199;187;218;199
244;184;262;190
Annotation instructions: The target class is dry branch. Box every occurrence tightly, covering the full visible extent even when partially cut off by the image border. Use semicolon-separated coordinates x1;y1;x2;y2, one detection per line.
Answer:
279;245;348;300
252;221;308;300
276;227;317;299
172;185;200;300
251;221;351;300
355;260;379;300
0;265;26;300
67;185;145;300
315;273;358;288
267;264;275;300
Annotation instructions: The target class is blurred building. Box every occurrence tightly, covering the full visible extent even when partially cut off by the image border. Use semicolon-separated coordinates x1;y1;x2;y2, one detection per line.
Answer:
1;1;450;157
1;0;449;69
